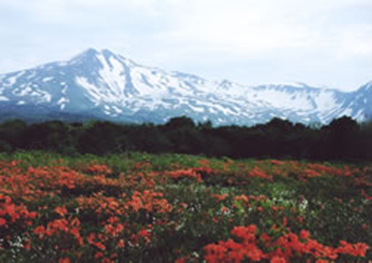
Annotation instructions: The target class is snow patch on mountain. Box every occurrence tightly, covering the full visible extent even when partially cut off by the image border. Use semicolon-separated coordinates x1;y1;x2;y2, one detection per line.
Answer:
0;48;371;125
43;77;54;82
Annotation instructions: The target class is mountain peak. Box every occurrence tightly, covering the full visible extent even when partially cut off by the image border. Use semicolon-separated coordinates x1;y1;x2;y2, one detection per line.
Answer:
73;48;119;60
218;79;233;88
0;48;371;125
69;48;100;64
101;48;116;56
80;48;100;57
281;82;308;88
69;48;134;68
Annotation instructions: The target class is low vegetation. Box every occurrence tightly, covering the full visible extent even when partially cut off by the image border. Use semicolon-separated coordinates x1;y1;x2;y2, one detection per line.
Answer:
0;152;370;262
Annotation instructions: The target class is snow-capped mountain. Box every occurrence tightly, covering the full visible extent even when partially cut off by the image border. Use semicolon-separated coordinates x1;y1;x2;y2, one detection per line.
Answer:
0;48;371;125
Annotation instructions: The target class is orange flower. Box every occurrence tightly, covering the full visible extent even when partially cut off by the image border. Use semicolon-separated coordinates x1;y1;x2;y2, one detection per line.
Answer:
0;218;6;226
70;227;80;237
175;257;186;263
87;233;95;244
271;256;287;263
300;230;310;240
118;239;125;248
34;226;46;237
54;206;67;217
95;242;106;251
139;228;148;237
58;258;70;263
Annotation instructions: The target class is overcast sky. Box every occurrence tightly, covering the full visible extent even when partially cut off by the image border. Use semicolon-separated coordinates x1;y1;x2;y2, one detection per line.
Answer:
1;0;372;91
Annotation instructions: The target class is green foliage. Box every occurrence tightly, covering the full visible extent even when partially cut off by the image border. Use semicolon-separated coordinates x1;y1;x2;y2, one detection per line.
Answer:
0;116;370;161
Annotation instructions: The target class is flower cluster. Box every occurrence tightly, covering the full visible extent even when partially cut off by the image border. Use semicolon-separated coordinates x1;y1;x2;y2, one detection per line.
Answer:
0;154;370;262
204;225;369;263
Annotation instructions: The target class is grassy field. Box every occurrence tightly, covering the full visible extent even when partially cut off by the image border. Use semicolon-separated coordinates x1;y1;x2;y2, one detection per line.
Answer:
0;151;371;262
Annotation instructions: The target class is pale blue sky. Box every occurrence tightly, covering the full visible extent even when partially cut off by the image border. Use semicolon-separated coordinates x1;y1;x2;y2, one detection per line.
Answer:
1;0;372;91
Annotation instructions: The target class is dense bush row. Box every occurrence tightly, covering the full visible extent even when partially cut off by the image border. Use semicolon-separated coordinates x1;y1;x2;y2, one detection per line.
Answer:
0;152;370;262
0;116;371;161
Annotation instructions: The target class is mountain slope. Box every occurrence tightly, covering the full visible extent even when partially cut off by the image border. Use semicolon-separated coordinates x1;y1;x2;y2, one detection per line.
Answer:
0;48;370;125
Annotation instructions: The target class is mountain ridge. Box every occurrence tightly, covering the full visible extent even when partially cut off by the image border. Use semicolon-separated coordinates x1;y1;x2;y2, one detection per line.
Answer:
0;48;371;125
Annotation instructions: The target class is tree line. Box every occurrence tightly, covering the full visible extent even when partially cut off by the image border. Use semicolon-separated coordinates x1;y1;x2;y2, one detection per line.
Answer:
0;116;371;161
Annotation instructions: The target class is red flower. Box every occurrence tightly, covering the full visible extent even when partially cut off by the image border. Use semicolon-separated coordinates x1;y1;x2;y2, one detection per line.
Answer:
271;256;287;263
58;258;70;263
34;226;46;237
95;242;106;251
0;218;6;226
139;228;150;237
54;206;67;217
175;257;186;263
118;239;125;248
300;230;310;240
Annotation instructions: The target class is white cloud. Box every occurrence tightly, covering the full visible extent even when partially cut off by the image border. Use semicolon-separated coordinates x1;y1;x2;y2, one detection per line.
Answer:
157;0;372;58
1;0;372;90
336;25;372;58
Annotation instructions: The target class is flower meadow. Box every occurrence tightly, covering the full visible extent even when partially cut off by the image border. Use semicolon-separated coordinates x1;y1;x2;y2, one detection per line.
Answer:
0;152;371;262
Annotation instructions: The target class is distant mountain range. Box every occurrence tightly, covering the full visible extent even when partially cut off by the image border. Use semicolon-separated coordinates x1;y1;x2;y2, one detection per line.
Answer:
0;48;371;125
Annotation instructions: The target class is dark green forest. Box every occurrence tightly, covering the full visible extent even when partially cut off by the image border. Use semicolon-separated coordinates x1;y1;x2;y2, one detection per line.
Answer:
0;116;371;161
